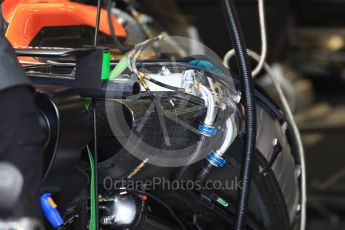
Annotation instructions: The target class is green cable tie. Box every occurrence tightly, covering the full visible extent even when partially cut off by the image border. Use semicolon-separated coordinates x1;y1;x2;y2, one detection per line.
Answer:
101;51;111;80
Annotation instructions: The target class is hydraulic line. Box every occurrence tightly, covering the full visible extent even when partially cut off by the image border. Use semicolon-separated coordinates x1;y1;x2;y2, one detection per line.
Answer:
216;118;235;157
127;34;185;92
147;78;186;93
176;85;218;179
221;1;257;230
107;0;132;53
199;85;217;127
93;0;102;47
196;118;235;182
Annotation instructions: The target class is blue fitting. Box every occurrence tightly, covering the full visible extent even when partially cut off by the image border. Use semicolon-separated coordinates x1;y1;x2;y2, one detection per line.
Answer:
207;151;227;167
40;193;64;228
198;123;218;137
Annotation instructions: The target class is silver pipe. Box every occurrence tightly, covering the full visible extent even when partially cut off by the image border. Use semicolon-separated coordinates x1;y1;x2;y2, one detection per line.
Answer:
215;118;235;157
199;85;217;126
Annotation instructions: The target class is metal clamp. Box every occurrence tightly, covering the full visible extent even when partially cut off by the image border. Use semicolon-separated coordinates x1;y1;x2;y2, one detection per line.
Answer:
207;151;227;167
198;123;218;137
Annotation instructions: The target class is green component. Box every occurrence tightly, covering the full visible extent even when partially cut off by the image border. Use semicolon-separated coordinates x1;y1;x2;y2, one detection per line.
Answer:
216;197;229;207
101;51;111;80
87;146;96;230
83;97;91;110
110;56;129;80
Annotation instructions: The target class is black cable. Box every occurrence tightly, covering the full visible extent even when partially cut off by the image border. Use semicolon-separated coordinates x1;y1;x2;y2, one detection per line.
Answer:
148;78;185;93
92;99;99;230
107;0;132;52
128;189;188;230
221;0;257;230
94;0;102;47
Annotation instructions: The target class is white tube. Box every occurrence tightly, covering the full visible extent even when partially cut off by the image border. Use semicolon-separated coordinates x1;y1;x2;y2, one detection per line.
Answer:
223;0;267;77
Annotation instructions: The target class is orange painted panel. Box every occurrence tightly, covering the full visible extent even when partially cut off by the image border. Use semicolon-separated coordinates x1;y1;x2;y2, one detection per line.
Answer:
3;0;126;47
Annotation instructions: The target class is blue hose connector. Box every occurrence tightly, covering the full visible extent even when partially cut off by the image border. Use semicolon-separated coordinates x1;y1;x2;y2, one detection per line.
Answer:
40;193;64;228
207;151;227;167
198;123;218;137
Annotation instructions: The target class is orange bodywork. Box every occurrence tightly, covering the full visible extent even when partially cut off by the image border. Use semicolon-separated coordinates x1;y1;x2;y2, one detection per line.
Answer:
2;0;127;47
